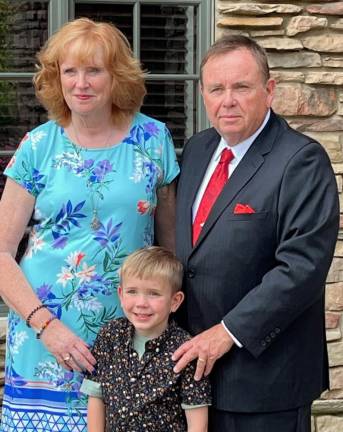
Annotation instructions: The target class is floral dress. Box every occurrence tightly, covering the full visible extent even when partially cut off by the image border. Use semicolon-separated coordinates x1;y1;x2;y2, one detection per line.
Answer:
1;112;179;432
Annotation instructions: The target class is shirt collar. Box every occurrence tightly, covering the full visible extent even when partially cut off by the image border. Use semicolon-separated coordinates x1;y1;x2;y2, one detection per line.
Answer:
124;318;177;352
214;110;271;162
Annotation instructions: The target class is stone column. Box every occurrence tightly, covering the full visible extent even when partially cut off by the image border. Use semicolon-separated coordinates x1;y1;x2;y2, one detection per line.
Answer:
216;1;343;431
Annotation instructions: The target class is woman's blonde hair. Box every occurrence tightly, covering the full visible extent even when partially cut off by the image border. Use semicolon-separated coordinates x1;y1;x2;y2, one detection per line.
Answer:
33;18;146;127
120;247;184;294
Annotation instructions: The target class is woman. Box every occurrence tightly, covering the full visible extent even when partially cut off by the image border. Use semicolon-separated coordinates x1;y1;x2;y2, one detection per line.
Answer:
0;18;179;431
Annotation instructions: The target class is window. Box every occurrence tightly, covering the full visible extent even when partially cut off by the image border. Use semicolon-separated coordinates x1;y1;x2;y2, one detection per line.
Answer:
0;0;212;193
0;0;212;313
72;0;212;151
0;0;49;196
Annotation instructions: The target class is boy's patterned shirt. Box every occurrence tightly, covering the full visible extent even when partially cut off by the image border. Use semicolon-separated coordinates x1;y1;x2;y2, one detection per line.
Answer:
87;317;211;431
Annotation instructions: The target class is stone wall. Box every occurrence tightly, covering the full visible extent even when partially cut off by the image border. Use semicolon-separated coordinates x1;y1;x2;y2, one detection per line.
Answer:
215;1;343;430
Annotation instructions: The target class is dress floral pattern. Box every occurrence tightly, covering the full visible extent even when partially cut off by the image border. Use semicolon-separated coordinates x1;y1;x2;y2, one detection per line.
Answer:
1;113;179;432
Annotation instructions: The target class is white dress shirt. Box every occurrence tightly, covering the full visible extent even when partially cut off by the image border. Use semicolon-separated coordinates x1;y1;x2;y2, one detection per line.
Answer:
192;111;271;347
192;111;270;219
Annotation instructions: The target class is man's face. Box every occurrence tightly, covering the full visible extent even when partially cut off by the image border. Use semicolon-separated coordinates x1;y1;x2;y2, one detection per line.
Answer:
201;48;275;146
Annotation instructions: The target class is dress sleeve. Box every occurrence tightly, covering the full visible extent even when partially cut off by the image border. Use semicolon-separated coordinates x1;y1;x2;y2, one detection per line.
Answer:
4;132;45;198
180;361;212;406
158;124;180;187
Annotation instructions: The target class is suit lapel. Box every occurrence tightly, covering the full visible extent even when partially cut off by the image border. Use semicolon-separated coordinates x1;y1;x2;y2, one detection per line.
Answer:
181;130;221;257
192;112;281;250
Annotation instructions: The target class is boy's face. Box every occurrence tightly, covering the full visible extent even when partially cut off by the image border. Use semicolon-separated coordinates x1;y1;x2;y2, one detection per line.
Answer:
118;276;184;338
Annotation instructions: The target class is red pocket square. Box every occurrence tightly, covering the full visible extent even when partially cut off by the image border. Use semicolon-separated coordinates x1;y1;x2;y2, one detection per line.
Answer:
234;203;256;214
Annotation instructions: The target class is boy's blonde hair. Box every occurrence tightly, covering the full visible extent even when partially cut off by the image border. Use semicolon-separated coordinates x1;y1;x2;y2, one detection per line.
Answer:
120;247;183;293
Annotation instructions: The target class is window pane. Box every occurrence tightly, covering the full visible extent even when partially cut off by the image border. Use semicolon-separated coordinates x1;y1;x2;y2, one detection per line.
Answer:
143;80;198;149
0;1;49;72
74;2;200;149
75;2;133;44
141;4;197;74
0;81;47;151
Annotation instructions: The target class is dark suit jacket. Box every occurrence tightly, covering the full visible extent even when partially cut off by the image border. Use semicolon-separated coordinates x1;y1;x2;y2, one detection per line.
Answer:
175;111;339;413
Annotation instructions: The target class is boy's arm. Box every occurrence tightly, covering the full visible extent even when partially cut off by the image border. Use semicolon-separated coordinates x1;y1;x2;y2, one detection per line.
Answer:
88;396;105;432
185;406;208;432
180;352;211;432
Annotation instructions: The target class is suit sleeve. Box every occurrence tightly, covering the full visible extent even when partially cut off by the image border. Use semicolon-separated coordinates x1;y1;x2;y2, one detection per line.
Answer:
223;141;339;358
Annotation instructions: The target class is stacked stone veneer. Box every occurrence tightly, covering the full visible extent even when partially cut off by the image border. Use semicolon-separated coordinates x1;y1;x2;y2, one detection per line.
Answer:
216;1;343;431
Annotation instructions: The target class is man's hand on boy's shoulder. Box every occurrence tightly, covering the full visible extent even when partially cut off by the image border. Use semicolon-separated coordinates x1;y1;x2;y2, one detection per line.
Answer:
172;323;234;380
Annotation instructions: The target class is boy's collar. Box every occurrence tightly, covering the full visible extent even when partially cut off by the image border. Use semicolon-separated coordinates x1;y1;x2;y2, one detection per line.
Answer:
124;318;176;351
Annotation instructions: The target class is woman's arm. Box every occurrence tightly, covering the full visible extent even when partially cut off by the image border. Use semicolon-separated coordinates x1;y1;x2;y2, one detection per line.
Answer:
185;406;208;432
0;178;39;313
88;396;106;432
154;180;177;252
0;178;95;372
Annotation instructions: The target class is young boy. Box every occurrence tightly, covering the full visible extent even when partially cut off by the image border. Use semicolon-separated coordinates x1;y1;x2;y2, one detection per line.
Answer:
80;246;211;431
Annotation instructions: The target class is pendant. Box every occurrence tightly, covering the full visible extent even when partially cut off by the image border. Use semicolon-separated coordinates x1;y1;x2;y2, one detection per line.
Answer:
90;215;101;231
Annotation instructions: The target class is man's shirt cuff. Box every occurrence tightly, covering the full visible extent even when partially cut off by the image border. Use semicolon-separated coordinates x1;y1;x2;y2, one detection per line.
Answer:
221;320;243;348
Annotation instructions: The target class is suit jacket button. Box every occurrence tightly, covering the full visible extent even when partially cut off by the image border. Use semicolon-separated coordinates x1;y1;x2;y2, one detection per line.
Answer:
275;327;281;334
270;332;276;338
265;336;271;343
261;340;266;347
187;269;195;278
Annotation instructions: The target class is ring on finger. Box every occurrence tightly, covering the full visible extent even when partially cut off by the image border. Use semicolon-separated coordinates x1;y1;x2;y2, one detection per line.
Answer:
63;353;71;362
198;357;206;363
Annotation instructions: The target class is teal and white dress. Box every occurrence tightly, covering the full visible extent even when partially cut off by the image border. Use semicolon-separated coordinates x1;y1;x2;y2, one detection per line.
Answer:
1;112;179;432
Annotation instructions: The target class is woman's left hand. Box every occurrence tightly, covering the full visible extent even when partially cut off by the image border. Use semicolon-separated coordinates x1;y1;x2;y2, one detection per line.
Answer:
41;318;96;373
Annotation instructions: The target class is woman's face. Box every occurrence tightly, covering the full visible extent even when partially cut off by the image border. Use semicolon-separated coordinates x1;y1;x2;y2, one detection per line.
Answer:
59;48;113;121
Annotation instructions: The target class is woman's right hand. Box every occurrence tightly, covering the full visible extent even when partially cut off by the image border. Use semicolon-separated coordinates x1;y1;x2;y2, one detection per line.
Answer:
41;318;96;373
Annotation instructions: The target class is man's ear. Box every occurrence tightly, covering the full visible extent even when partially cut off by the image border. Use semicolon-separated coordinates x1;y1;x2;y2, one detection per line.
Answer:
170;291;185;313
266;78;276;108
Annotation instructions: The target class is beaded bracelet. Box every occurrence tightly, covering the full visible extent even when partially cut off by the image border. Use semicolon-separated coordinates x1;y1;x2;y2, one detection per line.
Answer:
26;304;48;328
36;316;58;339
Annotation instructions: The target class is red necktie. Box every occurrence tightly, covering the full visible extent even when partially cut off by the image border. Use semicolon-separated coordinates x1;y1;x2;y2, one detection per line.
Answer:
193;148;234;245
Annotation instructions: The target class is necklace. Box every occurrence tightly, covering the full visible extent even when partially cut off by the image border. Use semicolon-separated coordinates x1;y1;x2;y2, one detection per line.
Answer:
72;121;114;150
90;197;102;231
71;122;114;231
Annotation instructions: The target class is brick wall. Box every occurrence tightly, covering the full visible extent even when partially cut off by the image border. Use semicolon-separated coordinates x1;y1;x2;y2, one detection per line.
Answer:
215;1;343;430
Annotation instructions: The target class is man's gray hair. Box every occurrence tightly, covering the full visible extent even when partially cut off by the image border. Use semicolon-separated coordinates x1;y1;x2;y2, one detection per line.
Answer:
200;35;270;84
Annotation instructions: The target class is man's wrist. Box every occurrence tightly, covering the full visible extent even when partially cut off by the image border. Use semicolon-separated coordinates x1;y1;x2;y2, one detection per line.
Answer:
221;320;243;348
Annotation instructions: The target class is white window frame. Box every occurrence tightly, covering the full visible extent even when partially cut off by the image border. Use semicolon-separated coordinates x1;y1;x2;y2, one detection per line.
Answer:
50;0;214;142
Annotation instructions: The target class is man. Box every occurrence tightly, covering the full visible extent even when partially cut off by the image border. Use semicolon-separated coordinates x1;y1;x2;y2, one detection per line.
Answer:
173;35;339;432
